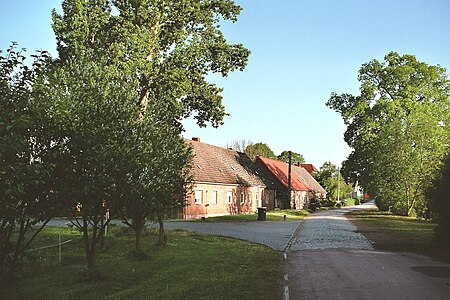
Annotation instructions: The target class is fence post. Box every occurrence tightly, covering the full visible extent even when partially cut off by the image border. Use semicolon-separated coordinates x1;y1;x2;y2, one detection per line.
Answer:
59;233;62;265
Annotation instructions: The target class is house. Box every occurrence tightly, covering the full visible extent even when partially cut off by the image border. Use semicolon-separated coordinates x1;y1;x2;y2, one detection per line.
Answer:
182;138;278;219
292;165;327;200
255;156;326;209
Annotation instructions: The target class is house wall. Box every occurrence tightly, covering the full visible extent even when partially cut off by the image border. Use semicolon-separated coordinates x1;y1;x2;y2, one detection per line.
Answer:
182;183;275;219
291;190;310;210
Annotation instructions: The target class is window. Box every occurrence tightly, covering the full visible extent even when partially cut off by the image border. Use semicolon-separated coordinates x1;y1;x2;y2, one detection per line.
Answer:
195;190;203;204
265;193;270;205
226;191;233;204
248;192;253;204
212;190;218;205
241;192;245;204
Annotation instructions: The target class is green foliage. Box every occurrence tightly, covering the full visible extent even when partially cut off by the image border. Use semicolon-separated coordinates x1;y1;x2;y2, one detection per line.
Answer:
245;142;277;160
52;0;250;128
0;44;59;281
277;150;305;164
427;152;450;248
51;0;250;250
315;162;352;201
327;52;450;217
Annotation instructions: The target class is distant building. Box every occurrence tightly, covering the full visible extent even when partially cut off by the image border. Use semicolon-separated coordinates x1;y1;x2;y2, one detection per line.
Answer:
182;138;278;219
256;156;326;209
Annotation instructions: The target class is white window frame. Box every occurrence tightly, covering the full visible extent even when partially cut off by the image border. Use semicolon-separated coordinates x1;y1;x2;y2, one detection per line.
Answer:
212;190;218;205
248;192;253;204
194;190;203;204
226;191;233;204
241;192;245;205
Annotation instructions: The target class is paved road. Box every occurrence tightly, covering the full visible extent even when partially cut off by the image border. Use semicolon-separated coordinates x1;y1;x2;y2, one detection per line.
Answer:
286;202;450;300
47;218;300;251
152;220;300;251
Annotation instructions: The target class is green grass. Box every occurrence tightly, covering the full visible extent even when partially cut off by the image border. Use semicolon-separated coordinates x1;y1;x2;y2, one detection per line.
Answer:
2;226;281;300
203;209;310;222
349;209;450;260
349;209;435;241
343;198;358;206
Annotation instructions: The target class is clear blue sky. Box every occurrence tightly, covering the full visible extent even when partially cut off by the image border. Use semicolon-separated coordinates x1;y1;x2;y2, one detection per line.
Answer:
2;0;450;167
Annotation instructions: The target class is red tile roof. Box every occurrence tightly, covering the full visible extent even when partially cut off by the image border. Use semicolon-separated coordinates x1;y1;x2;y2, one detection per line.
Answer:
300;164;318;174
186;139;266;187
256;156;309;191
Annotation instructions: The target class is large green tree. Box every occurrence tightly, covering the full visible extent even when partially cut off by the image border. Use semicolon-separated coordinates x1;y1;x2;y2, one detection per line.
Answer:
52;0;250;127
327;52;450;216
277;150;305;164
51;0;248;251
244;142;277;161
40;54;141;269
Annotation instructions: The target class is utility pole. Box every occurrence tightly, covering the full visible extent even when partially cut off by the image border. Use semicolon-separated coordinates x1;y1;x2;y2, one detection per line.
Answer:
288;151;293;209
337;167;340;203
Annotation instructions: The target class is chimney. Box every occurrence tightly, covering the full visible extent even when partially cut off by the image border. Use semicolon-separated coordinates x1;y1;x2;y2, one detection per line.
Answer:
192;137;201;142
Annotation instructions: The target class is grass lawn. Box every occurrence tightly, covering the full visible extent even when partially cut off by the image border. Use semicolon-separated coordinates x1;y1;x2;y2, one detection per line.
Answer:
2;226;281;300
349;209;450;261
203;209;310;222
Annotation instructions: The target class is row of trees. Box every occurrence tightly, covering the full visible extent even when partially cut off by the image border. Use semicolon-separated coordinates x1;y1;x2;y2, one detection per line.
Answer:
327;52;450;245
1;0;249;281
226;140;305;163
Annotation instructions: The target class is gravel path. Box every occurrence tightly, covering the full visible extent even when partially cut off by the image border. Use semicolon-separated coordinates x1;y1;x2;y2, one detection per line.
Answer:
287;202;376;251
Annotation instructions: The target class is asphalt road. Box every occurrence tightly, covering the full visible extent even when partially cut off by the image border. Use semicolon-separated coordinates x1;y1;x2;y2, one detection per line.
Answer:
285;203;450;300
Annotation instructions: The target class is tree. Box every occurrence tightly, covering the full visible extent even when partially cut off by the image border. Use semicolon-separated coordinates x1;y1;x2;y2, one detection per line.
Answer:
245;142;277;161
39;53;146;268
427;152;450;248
52;0;250;128
327;52;450;217
0;45;59;282
118;120;193;250
226;139;253;153
277;151;305;164
52;0;250;249
316;162;352;202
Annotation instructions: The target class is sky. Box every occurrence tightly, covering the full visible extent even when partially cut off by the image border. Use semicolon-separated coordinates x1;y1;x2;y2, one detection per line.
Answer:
1;0;450;168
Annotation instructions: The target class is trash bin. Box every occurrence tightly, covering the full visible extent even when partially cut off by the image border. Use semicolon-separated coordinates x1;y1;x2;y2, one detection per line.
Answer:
257;207;267;221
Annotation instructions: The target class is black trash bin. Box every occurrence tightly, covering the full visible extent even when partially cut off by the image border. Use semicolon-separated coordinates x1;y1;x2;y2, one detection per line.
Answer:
257;207;267;221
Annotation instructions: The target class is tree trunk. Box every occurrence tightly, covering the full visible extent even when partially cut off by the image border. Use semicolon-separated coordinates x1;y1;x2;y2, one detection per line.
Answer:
134;217;146;252
82;214;98;270
157;214;166;246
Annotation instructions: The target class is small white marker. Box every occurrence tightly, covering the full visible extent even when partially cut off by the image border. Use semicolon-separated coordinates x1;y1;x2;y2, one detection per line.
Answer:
283;285;289;300
284;274;289;281
283;252;287;260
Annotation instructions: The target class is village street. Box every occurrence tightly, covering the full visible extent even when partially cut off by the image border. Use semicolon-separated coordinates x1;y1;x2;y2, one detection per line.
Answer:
47;203;450;299
154;203;450;300
285;203;450;300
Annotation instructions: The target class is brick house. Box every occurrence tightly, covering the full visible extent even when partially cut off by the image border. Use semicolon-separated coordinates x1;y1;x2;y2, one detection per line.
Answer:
255;156;326;209
182;138;278;219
